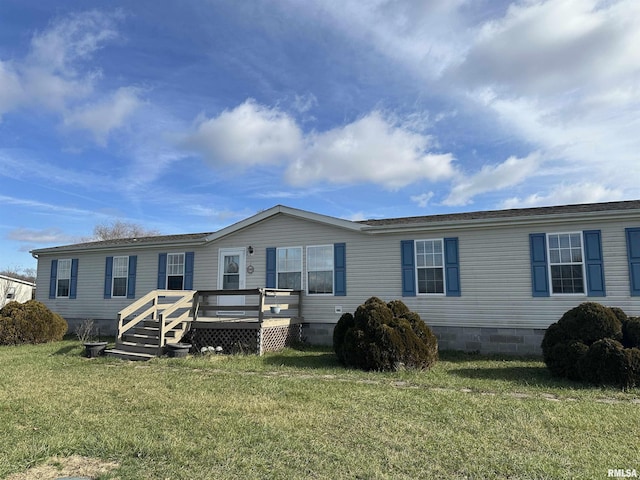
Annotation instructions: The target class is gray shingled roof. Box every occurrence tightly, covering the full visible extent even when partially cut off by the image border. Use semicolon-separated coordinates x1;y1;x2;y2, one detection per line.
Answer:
358;200;640;227
31;200;640;254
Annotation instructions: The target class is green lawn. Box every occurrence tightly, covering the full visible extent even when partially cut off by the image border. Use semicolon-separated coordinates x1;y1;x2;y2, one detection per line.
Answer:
0;340;638;479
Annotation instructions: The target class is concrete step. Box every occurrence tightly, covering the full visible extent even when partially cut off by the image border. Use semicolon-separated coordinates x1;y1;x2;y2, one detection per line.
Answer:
104;348;156;361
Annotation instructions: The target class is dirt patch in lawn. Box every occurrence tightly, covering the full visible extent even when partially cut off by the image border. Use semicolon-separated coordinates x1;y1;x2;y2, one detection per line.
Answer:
6;455;119;480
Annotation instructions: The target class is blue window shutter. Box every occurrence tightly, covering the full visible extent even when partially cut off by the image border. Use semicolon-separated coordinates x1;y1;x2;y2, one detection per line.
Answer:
158;253;167;289
334;243;346;296
266;247;276;288
49;259;58;299
127;256;137;298
104;257;113;299
583;230;606;297
401;240;416;297
184;252;195;290
69;259;79;299
444;237;461;297
530;233;549;297
626;228;640;296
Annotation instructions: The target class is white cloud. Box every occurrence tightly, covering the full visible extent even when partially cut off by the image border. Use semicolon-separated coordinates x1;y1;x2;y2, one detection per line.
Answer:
411;192;435;208
500;183;624;209
0;10;137;141
443;153;541;206
183;99;303;167
64;87;142;144
451;0;640;95
7;227;78;244
286;111;455;189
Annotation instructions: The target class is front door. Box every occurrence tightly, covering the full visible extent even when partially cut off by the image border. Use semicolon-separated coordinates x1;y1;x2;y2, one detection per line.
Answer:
217;248;246;315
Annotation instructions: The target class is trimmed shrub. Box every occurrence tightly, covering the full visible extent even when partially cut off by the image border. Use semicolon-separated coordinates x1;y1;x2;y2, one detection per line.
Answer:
623;348;640;388
333;297;438;371
0;300;67;345
542;303;640;388
578;338;627;386
622;317;640;348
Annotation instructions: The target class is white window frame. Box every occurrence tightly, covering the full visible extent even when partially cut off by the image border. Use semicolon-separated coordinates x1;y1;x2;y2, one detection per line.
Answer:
167;253;185;290
112;256;129;298
547;232;586;296
306;245;334;295
415;239;446;295
276;246;303;290
57;259;72;298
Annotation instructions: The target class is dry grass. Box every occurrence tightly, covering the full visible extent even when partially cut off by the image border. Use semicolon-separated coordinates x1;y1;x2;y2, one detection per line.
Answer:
0;340;639;479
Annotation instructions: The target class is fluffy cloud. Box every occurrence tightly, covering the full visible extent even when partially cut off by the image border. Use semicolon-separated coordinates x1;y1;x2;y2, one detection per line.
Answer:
0;10;138;142
183;100;303;167
286;111;455;189
7;227;78;245
451;0;640;95
64;87;142;145
443;153;541;206
184;102;455;190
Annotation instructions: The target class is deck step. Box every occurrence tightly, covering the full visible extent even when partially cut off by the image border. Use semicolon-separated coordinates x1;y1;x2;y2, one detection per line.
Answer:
116;340;162;356
104;348;155;361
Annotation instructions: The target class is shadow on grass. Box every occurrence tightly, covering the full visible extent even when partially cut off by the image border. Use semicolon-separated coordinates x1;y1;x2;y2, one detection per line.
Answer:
449;365;590;389
439;350;543;363
52;344;79;355
263;351;341;370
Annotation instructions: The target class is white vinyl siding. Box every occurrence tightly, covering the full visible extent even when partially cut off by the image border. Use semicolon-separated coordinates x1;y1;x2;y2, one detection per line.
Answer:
416;239;445;294
57;259;72;298
307;245;333;295
167;253;185;290
112;256;128;297
547;233;585;295
277;247;302;290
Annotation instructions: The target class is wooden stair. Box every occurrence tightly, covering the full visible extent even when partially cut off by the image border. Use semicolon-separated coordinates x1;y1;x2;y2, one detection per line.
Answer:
105;318;189;361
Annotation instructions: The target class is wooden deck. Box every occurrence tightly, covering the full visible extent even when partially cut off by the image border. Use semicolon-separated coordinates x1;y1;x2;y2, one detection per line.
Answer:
189;289;303;355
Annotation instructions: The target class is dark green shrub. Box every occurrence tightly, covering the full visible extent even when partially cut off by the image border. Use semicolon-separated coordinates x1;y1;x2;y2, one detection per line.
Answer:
623;348;640;388
578;338;627;386
541;303;640;387
558;302;622;344
622;317;640;348
0;300;67;345
333;297;437;371
333;312;354;364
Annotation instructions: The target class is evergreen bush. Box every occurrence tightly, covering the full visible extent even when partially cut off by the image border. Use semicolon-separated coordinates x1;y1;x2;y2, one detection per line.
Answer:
0;300;67;345
333;297;438;371
541;302;640;388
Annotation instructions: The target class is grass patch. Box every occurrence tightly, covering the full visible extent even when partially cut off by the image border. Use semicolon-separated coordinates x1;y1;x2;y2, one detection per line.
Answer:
0;341;638;479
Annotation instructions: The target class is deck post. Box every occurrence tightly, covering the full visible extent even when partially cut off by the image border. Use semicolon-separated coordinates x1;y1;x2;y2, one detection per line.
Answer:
258;289;265;323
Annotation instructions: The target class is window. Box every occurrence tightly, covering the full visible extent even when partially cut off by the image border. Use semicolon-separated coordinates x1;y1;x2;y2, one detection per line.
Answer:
6;287;16;299
548;233;585;294
167;253;185;290
277;247;302;289
57;259;72;298
415;240;444;294
112;256;129;297
307;245;333;294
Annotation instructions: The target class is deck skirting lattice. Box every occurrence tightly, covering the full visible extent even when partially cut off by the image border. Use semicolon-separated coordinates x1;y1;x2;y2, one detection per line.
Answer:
191;322;301;355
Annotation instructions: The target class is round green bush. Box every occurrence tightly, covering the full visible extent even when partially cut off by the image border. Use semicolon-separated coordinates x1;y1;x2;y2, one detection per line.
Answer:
578;338;627;386
333;297;438;371
622;317;640;348
541;303;640;388
0;300;67;345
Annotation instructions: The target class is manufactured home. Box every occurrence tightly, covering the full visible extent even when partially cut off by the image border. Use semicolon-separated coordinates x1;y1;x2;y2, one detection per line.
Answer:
0;274;36;308
31;200;640;358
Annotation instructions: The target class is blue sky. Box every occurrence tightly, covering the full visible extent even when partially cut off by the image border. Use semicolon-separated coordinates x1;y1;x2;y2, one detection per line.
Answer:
1;0;639;271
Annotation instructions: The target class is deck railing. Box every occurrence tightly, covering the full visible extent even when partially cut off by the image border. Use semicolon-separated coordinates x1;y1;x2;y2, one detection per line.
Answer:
116;290;197;345
193;288;303;323
116;288;303;346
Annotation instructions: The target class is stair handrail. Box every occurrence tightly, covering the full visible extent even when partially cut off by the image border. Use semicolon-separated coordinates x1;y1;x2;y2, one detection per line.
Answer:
158;290;197;347
117;289;195;340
